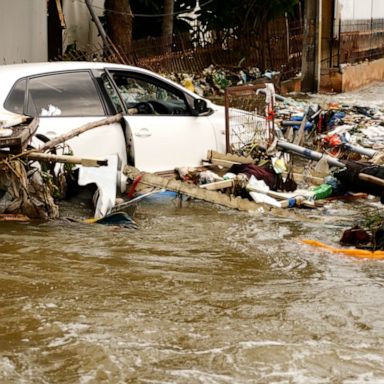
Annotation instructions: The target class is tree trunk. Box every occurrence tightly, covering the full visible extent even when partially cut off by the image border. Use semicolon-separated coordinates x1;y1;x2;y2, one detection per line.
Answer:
162;0;174;53
105;0;133;54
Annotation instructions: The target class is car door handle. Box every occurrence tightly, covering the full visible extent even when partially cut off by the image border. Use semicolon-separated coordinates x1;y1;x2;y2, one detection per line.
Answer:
135;128;152;138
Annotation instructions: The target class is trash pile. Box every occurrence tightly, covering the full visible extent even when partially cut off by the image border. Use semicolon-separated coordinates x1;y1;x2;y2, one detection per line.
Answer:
273;100;384;157
0;157;59;220
123;82;384;252
164;65;279;97
1;75;383;243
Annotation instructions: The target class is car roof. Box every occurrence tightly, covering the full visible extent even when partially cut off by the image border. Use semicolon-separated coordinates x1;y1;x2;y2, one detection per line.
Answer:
0;62;112;107
0;61;199;107
0;61;145;81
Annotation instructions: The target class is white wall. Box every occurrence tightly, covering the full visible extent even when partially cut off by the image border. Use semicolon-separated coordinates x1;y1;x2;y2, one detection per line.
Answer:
0;0;47;64
338;0;384;20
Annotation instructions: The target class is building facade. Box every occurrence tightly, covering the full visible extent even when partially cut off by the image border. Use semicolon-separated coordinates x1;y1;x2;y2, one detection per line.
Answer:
0;0;104;64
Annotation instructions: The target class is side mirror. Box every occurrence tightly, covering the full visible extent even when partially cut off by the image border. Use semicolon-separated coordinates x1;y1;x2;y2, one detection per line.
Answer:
193;99;208;115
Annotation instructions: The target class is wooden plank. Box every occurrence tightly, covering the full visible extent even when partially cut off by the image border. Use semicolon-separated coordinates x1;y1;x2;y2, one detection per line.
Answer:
0;214;30;222
207;158;241;167
281;171;324;185
0;117;38;154
55;0;66;28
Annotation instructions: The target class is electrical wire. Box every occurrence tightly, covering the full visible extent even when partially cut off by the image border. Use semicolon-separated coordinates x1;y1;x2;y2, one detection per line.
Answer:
73;0;214;18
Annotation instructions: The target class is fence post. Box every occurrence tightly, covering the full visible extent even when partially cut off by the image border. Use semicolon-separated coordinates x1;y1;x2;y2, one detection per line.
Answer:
224;88;230;154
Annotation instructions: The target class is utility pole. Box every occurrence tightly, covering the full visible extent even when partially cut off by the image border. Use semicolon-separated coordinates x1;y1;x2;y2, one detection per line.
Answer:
85;0;129;63
301;0;322;92
84;0;109;48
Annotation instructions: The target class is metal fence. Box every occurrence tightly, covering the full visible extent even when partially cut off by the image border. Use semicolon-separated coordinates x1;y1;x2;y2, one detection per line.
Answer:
57;16;304;81
331;18;384;66
224;85;274;156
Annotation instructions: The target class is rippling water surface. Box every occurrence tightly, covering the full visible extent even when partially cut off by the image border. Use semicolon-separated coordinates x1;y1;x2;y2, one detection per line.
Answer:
1;195;384;384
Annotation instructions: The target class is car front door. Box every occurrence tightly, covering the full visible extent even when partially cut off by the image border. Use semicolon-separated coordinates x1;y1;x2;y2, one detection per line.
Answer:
106;69;218;173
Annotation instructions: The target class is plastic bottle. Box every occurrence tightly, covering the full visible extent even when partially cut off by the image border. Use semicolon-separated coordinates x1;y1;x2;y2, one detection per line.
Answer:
311;183;333;200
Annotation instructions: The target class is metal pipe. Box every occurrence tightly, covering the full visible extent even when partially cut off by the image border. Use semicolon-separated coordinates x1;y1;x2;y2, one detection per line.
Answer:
84;0;108;45
277;140;345;167
224;88;230;153
342;143;377;158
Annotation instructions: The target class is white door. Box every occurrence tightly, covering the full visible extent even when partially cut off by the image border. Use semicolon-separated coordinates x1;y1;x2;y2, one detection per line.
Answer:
125;114;217;172
107;70;218;172
26;71;127;165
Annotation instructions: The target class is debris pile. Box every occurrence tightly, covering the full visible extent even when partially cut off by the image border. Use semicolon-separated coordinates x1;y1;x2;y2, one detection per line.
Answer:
0;158;59;220
164;65;278;97
273;99;384;158
0;113;120;222
121;82;384;245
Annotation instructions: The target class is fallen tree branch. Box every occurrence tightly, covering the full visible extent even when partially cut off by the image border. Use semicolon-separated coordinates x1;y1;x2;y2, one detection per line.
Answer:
37;114;123;153
9;114;123;162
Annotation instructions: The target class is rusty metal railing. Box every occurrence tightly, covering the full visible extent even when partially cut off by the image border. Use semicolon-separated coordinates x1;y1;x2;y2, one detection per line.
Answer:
332;18;384;66
224;84;272;156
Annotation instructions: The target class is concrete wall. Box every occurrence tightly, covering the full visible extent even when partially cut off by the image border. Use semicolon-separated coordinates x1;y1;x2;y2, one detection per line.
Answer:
341;58;384;91
0;0;47;64
0;0;104;63
321;58;384;92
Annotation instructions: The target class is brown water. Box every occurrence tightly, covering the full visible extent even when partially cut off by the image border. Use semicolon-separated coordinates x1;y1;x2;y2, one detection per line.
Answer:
1;195;384;384
2;82;384;383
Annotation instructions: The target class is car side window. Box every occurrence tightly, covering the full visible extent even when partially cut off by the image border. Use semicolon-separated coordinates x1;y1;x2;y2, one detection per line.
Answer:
4;78;27;115
101;74;123;113
26;71;105;117
111;72;189;115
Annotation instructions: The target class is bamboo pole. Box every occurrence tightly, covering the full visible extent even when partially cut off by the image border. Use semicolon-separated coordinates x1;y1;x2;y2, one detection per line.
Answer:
23;152;108;167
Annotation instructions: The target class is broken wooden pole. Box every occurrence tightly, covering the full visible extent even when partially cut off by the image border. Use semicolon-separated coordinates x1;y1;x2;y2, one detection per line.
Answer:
358;173;384;188
207;150;254;165
123;166;261;212
23;152;108;167
199;179;235;190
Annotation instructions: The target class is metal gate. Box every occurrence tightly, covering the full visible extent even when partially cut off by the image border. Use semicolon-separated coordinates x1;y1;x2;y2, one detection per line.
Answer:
224;84;275;156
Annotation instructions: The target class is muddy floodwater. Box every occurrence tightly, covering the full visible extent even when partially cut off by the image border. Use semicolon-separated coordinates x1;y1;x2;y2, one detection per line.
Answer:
1;195;384;384
1;82;384;383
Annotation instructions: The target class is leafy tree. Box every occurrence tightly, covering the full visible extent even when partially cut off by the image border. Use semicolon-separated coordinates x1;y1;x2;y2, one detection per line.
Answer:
197;0;299;40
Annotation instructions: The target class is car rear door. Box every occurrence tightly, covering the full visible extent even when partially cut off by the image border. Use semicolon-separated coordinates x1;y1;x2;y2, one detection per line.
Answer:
6;70;127;165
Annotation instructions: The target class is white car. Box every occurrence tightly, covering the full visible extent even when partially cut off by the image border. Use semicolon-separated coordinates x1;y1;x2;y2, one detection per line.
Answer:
0;62;231;185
